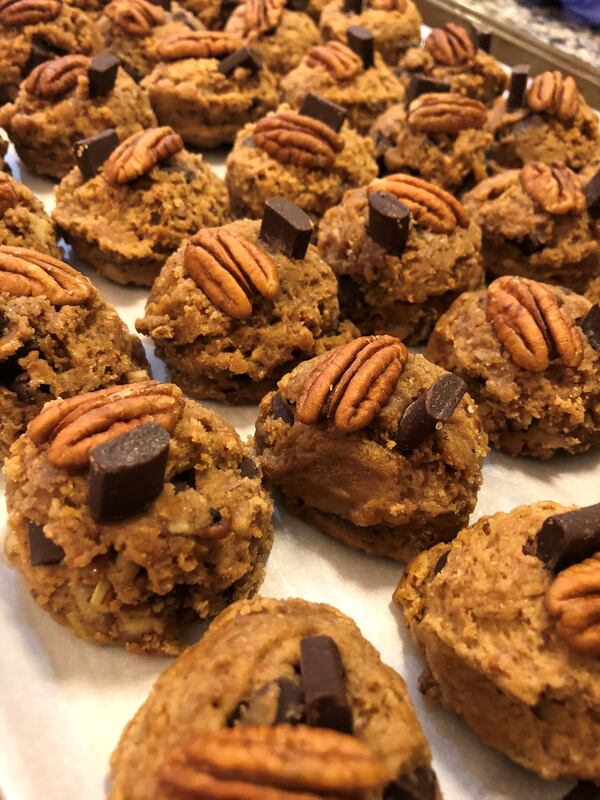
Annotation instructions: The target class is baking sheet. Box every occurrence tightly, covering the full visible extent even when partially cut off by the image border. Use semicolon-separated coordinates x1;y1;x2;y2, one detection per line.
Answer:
1;123;599;800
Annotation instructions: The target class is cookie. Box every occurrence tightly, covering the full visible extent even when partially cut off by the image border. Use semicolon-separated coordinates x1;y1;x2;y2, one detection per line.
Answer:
0;246;149;461
109;596;440;799
0;54;157;179
318;173;484;343
4;381;274;654
394;501;600;781
426;276;600;458
0;136;8;172
0;172;61;256
255;336;487;560
53;126;229;286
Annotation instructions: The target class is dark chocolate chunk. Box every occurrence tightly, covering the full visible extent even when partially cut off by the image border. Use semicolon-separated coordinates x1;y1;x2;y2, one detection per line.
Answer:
74;129;119;181
534;502;600;572
88;422;170;522
515;234;544;256
395;373;467;452
271;391;294;424
28;520;65;566
287;0;308;9
22;44;54;77
260;197;313;260
384;766;439;800
507;63;530;110
562;782;600;800
343;0;362;11
273;678;306;724
474;27;492;53
88;52;120;98
240;457;259;479
585;168;600;219
367;190;410;257
218;45;260;77
300;635;353;734
433;551;449;576
580;303;600;351
347;25;374;69
405;74;450;106
171;467;196;493
299;92;347;133
147;0;170;8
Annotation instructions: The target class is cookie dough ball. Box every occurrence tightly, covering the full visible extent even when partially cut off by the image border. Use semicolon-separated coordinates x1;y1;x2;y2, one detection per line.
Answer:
53;126;229;286
0;0;102;103
142;31;279;148
110;597;440;799
320;0;420;65
426;276;600;458
371;92;493;192
489;70;600;172
225;0;320;76
0;173;61;256
226;103;378;222
399;23;507;106
318;174;484;343
255;336;487;560
0;55;157;179
281;38;405;135
395;501;600;782
0;246;149;461
4;381;274;654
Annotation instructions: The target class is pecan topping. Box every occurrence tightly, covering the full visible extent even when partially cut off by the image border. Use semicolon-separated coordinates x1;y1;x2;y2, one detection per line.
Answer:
0;246;93;305
424;23;475;66
487;276;584;372
527;71;580;121
368;173;469;233
103;127;183;186
28;381;184;469
155;31;242;61
0;0;61;27
226;0;284;37
184;229;279;319
154;725;388;800
24;54;90;99
407;93;487;134
306;41;362;81
104;0;165;36
520;162;585;216
296;335;408;433
546;552;600;657
253;111;344;170
0;179;17;216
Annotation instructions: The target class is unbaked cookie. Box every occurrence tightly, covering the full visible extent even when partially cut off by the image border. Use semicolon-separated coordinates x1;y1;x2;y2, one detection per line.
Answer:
109;596;440;799
4;381;274;654
0;172;61;256
255;335;487;560
426;276;600;458
395;501;600;782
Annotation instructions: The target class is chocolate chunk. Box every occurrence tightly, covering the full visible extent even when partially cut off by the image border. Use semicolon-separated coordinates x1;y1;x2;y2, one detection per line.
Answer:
74;129;119;181
405;74;450;105
580;303;600;351
22;44;54;77
88;52;120;98
299;92;347;133
395;373;467;452
287;0;308;9
171;467;196;493
384;767;439;800
343;0;362;11
433;551;449;576
240;457;259;478
28;520;64;566
218;46;260;77
271;391;294;424
260;197;313;260
367;190;410;257
300;635;353;734
347;25;374;69
88;422;170;522
147;0;170;8
562;782;600;800
273;678;306;724
507;63;530;110
534;502;600;572
585;168;600;219
473;27;492;53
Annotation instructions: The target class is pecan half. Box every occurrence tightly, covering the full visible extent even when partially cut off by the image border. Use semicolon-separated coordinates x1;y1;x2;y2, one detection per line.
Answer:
487;276;584;372
154;725;388;800
546;552;600;657
424;23;475;66
527;71;580;121
0;246;93;305
28;381;184;469
24;54;90;99
104;0;165;36
0;179;17;216
520;162;585;216
0;0;61;27
104;127;183;186
407;93;487;134
226;0;284;37
368;173;469;233
296;335;408;433
306;41;362;81
184;229;279;319
253;111;344;170
156;31;242;61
